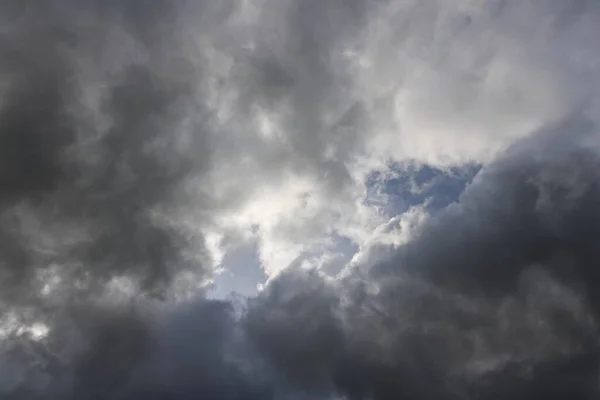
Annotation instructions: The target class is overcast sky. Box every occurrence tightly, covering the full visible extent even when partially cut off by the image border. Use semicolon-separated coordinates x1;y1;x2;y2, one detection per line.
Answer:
1;0;600;399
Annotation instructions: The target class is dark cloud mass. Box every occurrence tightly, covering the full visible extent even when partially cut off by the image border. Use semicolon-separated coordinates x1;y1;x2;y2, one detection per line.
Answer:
0;1;600;399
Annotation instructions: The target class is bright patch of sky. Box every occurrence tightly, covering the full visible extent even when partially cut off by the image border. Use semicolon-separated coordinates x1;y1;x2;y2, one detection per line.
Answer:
209;163;481;297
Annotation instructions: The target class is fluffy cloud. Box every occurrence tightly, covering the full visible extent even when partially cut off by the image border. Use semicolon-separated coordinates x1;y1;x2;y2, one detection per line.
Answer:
0;0;600;399
196;0;599;281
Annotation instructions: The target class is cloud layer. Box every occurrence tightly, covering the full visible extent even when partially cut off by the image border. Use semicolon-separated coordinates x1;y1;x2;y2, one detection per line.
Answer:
1;0;600;399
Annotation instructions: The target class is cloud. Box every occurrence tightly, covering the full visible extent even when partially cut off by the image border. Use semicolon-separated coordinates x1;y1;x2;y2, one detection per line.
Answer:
0;0;600;399
246;119;600;399
196;0;599;280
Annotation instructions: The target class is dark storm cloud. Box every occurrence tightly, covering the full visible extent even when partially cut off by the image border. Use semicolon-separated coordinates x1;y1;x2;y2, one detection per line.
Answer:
381;118;600;297
0;0;208;305
1;1;600;400
244;118;600;399
0;1;215;396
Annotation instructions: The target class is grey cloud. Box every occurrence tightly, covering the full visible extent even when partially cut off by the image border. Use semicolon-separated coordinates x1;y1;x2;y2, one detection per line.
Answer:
245;119;600;399
0;1;213;395
1;1;600;400
381;118;600;296
0;0;209;305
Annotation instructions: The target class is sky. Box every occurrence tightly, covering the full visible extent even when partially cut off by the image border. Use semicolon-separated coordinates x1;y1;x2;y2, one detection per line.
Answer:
1;0;600;399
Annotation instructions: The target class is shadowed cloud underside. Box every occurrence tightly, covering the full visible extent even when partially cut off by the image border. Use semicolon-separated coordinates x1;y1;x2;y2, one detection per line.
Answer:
0;1;600;399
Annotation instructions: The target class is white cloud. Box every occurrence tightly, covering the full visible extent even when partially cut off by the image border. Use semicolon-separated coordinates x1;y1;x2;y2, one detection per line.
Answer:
154;0;600;289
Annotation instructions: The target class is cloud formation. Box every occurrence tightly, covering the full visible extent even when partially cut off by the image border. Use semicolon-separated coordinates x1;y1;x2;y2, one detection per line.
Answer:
1;0;600;399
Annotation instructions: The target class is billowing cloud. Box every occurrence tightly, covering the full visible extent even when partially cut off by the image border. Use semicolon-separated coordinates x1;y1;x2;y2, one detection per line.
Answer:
0;0;600;399
245;119;600;399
